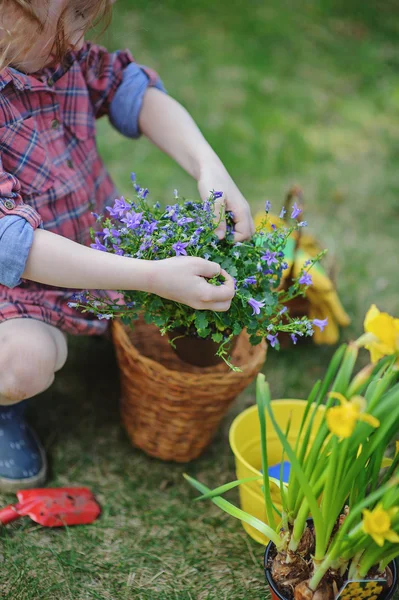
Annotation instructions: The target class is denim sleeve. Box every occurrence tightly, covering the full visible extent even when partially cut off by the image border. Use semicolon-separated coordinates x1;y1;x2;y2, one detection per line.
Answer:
0;215;34;288
109;62;166;139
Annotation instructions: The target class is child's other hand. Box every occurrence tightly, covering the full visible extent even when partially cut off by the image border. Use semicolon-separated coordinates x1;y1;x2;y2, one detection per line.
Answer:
197;159;255;242
148;257;235;311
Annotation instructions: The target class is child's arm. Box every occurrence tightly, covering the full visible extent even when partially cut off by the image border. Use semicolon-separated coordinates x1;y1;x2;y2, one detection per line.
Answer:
138;88;254;241
22;228;235;311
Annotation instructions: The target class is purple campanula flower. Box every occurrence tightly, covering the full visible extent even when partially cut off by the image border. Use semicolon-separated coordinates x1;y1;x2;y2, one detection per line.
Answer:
304;259;312;267
281;262;288;271
142;220;158;235
291;202;302;219
154;202;161;209
190;234;200;245
248;298;265;315
261;250;278;267
130;172;136;183
91;237;107;252
158;236;167;244
291;334;298;345
213;191;223;200
203;201;212;212
233;252;240;259
102;228;112;241
265;200;271;212
195;227;204;235
134;183;141;193
140;239;152;252
271;224;277;231
267;333;279;348
313;317;328;332
264;269;274;275
177;217;194;226
279;306;288;315
172;241;189;257
298;221;308;227
138;188;149;199
113;245;124;256
279;207;286;219
91;212;100;220
299;272;313;286
204;253;210;260
256;262;263;273
107;196;130;218
121;211;143;230
165;205;179;222
244;276;257;287
98;313;113;321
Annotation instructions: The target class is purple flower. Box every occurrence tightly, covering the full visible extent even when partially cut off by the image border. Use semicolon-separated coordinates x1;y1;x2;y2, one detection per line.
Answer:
107;197;130;218
267;333;279;348
291;202;302;219
140;239;153;252
98;313;113;321
304;259;312;267
233;251;240;259
173;189;179;199
103;228;120;241
256;262;263;273
281;262;288;271
279;306;288;315
248;298;265;315
67;302;78;308
203;201;212;212
177;217;194;226
158;236;167;244
244;276;257;286
261;250;278;267
138;188;149;199
142;220;158;235
91;212;100;220
313;317;328;332
165;205;179;222
91;237;107;252
279;207;286;219
113;245;124;256
172;241;189;257
121;211;143;230
291;334;298;345
298;221;308;227
213;191;223;200
299;272;313;286
204;253;211;260
130;172;136;183
265;200;271;212
154;202;161;209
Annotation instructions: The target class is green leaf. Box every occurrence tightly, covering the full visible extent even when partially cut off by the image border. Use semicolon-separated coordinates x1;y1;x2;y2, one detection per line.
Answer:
194;475;263;501
211;332;223;343
183;474;282;547
195;311;209;330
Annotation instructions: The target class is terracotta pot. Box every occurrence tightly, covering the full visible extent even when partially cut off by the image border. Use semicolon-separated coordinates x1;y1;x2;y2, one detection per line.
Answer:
167;328;237;367
264;538;398;600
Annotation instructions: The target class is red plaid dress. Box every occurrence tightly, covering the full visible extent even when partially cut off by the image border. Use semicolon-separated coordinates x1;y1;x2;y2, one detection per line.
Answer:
0;43;158;335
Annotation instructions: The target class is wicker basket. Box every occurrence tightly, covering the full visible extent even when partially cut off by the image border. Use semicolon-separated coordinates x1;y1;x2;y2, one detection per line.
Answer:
112;318;267;462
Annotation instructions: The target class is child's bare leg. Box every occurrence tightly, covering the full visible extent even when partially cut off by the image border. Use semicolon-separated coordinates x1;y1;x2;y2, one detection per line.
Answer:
0;319;67;405
0;319;68;491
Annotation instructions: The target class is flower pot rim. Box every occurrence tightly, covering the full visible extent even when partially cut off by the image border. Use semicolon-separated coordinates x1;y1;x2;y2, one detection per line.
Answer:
263;535;398;600
229;401;326;478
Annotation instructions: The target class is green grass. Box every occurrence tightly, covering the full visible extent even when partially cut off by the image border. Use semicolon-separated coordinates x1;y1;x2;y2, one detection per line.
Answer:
1;1;399;598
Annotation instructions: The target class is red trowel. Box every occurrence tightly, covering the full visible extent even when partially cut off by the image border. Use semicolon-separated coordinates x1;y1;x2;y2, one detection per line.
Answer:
0;487;101;527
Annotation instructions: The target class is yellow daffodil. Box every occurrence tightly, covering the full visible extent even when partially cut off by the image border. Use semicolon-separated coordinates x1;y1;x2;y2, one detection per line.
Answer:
362;503;399;547
327;393;380;439
359;305;399;363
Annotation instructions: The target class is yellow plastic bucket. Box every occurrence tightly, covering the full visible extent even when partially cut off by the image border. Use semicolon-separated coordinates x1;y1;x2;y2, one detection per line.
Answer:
229;400;325;545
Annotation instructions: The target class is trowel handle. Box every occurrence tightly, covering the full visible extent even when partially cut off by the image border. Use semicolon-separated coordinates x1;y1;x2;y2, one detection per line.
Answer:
0;504;21;525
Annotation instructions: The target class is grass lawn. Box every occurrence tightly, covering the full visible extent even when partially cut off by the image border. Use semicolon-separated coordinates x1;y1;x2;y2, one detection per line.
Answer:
1;1;398;598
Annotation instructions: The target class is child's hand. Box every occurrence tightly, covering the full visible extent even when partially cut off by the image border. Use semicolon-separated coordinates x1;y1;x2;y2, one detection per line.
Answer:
148;257;235;311
197;159;255;242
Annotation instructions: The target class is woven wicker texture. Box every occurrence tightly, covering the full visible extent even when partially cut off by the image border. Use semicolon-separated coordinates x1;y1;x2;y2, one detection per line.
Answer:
112;318;267;462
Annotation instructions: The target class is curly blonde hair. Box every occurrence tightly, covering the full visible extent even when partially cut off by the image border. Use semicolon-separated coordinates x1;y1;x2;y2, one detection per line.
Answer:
0;0;112;71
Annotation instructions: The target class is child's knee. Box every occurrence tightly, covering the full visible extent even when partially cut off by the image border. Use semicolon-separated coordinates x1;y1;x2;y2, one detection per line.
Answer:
0;329;59;404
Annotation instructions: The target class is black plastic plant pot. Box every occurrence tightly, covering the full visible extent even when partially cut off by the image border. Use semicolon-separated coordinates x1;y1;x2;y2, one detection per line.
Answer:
264;541;398;600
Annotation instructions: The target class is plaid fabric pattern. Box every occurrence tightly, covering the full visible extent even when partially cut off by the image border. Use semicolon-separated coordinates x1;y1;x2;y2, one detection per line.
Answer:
0;43;159;335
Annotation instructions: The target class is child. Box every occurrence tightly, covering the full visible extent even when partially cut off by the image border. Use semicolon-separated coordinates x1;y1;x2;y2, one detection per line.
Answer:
0;1;254;492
